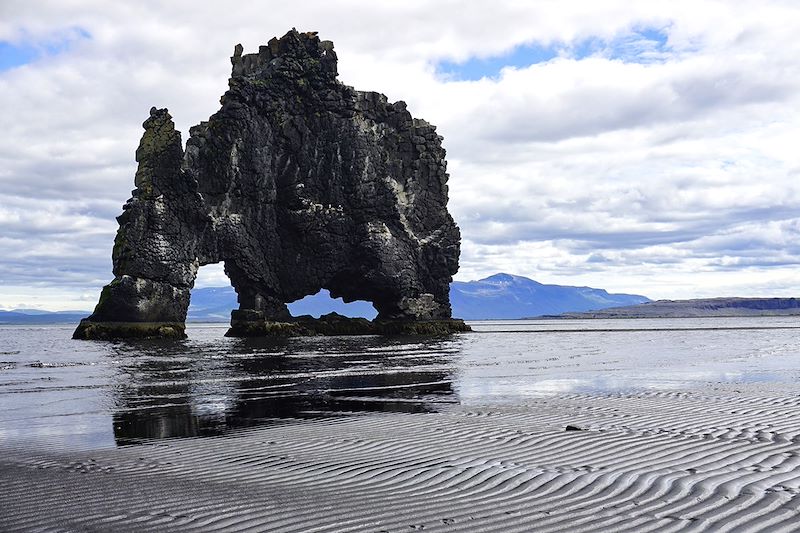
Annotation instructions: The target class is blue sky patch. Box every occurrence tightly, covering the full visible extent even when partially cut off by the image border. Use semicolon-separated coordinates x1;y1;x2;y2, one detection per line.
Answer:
0;41;37;70
437;26;671;81
0;27;91;72
437;42;560;81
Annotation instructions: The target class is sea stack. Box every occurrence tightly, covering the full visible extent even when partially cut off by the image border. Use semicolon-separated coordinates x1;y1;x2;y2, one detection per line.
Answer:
74;29;468;339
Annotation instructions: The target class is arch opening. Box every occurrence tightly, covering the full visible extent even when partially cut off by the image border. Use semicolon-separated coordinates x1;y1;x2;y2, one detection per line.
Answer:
288;289;378;320
187;263;237;323
187;264;381;325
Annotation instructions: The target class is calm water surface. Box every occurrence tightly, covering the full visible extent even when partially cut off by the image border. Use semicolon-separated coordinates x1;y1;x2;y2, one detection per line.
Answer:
2;317;800;449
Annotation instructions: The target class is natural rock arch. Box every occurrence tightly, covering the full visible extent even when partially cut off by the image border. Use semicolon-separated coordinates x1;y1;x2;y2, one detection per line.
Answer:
74;29;468;339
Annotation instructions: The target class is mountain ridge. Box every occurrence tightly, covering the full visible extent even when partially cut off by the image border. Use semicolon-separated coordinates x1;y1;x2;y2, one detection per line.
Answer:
559;297;800;318
2;273;649;323
12;286;800;322
1;274;652;323
450;273;649;319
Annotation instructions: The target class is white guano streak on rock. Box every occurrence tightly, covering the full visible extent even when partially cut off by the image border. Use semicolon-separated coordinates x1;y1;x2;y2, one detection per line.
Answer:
366;221;393;243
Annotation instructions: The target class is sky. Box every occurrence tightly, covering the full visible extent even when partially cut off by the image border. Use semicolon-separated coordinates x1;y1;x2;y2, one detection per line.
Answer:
1;1;800;310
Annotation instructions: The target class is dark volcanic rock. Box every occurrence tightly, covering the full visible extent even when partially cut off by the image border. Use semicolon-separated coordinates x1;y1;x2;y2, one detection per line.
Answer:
225;312;472;338
75;29;468;339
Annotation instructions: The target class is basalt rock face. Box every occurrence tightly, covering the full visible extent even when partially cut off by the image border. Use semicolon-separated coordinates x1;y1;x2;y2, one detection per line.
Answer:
74;29;466;340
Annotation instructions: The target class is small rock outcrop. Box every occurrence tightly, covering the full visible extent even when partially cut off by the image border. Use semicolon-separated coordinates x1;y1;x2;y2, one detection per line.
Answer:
74;29;468;339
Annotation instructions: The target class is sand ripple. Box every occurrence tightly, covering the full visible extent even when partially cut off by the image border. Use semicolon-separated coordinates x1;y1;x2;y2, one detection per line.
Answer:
2;383;800;531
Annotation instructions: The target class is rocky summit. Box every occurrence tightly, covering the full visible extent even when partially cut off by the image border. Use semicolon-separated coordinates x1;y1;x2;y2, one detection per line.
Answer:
74;29;468;340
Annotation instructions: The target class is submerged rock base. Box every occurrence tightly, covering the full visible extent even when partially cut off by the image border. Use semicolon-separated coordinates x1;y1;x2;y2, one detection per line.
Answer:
72;314;470;340
72;321;187;340
226;312;471;337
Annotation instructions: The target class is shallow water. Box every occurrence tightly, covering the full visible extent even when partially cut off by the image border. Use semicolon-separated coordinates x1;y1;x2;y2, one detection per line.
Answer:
2;317;800;450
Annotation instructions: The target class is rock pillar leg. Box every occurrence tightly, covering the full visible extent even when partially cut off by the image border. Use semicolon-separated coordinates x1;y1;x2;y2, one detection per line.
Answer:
223;266;295;336
73;108;199;340
73;275;189;339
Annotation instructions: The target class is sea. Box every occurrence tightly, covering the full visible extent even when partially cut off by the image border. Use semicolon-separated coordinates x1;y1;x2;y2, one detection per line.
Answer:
2;317;800;451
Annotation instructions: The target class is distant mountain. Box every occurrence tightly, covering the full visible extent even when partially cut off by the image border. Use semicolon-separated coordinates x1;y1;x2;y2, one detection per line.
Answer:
1;274;650;325
10;308;59;315
450;273;650;319
188;273;649;321
185;286;239;322
0;310;89;324
561;297;800;318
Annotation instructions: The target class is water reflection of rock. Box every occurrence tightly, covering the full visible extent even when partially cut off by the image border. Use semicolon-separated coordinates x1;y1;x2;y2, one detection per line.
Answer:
111;335;459;444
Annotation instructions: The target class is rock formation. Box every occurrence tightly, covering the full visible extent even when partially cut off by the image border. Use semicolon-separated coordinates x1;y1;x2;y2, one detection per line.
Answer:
74;29;468;339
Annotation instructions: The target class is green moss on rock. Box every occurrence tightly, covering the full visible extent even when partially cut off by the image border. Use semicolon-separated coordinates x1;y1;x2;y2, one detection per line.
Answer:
224;313;471;338
373;319;472;335
73;320;186;340
225;320;311;337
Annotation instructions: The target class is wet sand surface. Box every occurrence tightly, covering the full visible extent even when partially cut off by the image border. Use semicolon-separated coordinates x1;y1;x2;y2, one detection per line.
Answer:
2;318;800;531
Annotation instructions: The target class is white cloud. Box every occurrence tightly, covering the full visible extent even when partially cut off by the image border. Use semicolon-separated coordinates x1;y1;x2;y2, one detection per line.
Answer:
2;0;800;309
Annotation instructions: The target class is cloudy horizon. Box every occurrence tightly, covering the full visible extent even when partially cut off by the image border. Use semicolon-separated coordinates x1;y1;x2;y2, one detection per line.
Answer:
2;1;800;310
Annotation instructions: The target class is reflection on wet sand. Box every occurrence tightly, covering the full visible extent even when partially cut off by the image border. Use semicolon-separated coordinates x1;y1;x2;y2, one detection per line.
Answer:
4;318;795;451
110;336;459;444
